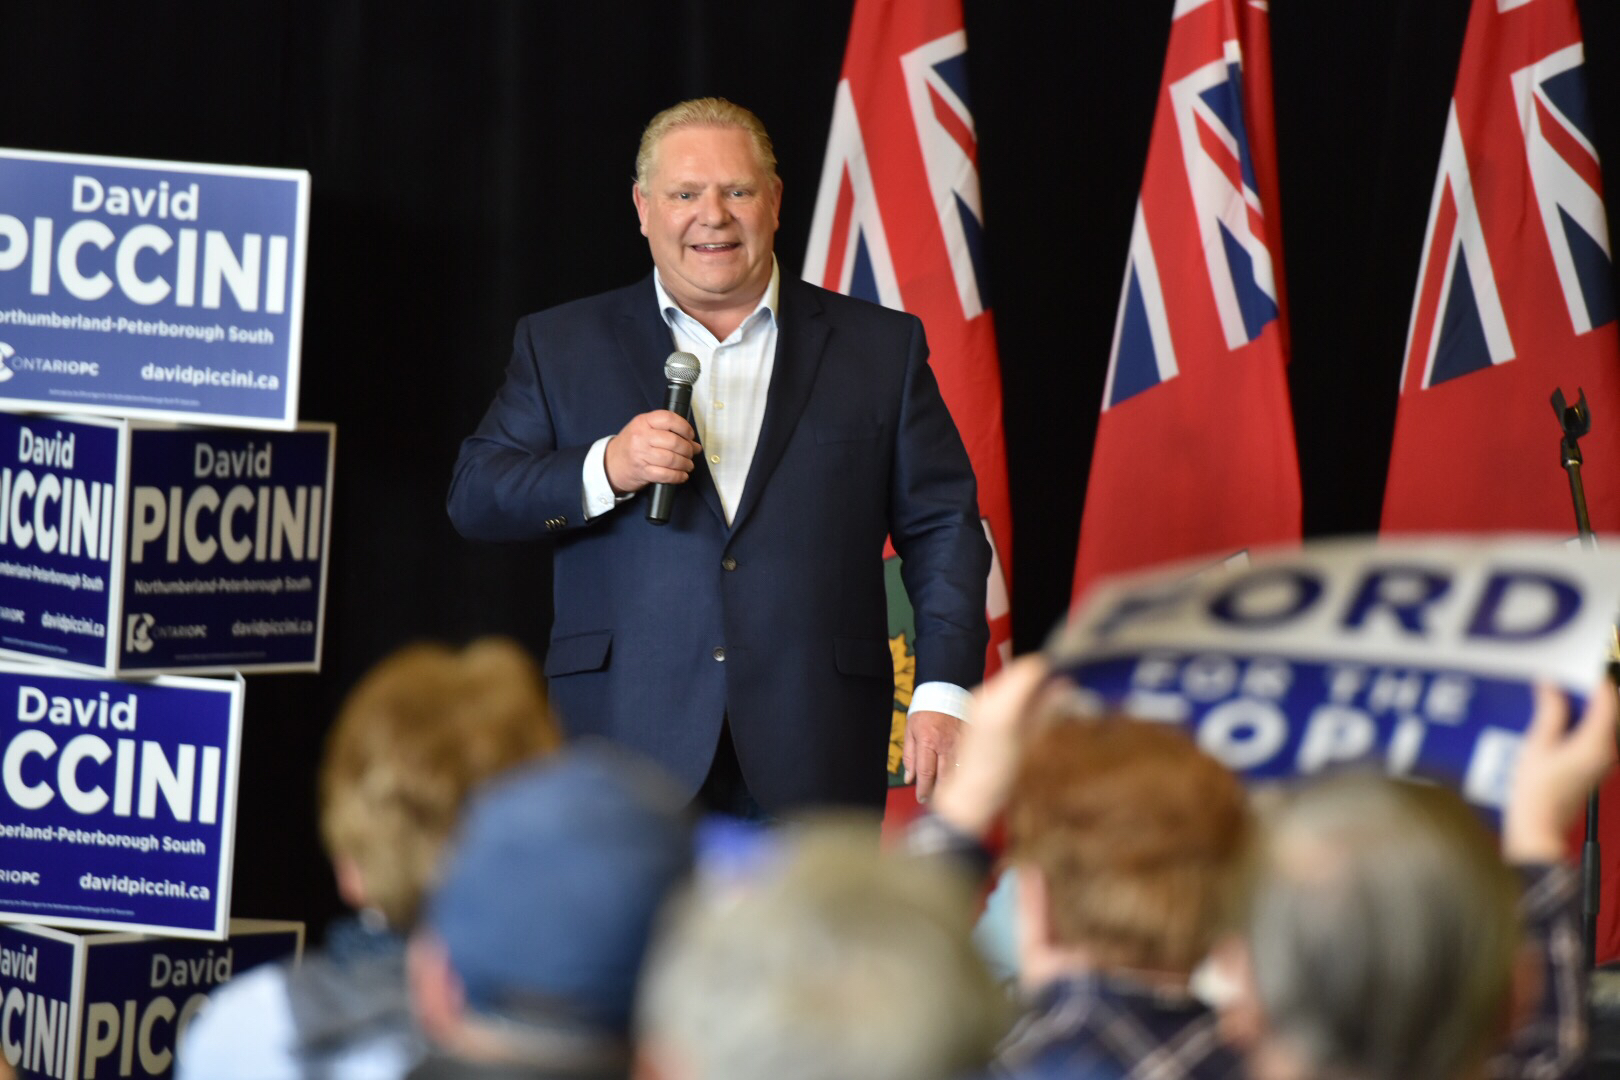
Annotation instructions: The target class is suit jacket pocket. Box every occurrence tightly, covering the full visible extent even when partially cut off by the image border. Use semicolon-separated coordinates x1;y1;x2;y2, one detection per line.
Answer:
545;630;612;676
834;636;893;680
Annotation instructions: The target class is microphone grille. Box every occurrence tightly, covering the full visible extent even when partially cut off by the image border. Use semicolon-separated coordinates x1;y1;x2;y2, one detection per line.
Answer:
664;351;701;386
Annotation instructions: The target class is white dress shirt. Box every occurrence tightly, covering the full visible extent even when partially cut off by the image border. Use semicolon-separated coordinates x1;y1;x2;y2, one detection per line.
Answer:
580;259;969;724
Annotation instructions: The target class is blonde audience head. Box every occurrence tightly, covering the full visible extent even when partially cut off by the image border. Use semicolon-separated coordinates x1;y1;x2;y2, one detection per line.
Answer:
317;637;560;929
1006;718;1252;982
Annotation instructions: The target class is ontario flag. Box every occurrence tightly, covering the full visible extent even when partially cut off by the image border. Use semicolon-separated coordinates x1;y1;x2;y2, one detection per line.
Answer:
1072;0;1301;602
1380;0;1620;961
1382;0;1620;534
803;0;1013;824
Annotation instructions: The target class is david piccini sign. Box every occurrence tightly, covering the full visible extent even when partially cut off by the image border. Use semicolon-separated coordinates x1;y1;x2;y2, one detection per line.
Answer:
0;918;300;1078
0;148;309;429
0;413;334;674
0;662;243;939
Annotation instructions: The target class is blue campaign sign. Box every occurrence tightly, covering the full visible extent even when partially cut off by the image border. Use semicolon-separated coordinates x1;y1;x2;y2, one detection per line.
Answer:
79;920;302;1079
1052;538;1620;817
0;924;80;1080
118;425;333;673
0;414;125;670
0;663;243;939
0;149;309;430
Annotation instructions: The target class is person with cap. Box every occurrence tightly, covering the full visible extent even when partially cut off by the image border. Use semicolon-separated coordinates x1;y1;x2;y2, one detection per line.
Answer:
406;743;695;1079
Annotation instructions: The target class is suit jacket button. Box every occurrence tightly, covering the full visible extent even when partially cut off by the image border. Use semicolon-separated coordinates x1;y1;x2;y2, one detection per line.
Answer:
721;556;738;571
712;647;726;662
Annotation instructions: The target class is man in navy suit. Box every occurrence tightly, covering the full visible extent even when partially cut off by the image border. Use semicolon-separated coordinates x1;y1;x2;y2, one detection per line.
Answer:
448;98;989;816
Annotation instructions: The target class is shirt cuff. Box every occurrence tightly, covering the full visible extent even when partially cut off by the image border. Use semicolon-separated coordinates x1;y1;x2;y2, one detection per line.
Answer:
909;681;973;723
582;436;632;520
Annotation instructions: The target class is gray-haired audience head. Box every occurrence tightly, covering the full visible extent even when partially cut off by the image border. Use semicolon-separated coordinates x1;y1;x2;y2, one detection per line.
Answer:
1239;773;1520;1080
635;820;1009;1080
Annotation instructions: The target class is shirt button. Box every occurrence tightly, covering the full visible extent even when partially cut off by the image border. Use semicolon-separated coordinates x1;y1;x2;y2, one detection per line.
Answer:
714;401;725;410
712;647;726;662
709;454;720;464
721;556;737;571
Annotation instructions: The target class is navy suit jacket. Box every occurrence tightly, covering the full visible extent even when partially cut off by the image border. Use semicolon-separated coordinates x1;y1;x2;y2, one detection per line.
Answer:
447;274;990;812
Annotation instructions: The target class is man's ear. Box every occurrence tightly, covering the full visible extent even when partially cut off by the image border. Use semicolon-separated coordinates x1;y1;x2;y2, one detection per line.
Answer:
407;931;466;1047
633;181;650;237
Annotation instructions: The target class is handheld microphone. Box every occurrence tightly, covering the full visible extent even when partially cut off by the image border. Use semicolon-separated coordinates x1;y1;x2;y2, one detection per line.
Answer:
647;351;701;525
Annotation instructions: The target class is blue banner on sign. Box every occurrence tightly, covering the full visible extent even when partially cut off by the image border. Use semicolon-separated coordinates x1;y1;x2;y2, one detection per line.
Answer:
119;426;332;672
0;150;309;429
0;414;121;669
0;925;78;1079
80;926;300;1078
0;664;242;938
1058;650;1560;819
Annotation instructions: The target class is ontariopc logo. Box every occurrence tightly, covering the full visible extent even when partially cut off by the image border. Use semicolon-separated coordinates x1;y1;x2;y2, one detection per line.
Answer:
0;342;13;383
126;613;155;653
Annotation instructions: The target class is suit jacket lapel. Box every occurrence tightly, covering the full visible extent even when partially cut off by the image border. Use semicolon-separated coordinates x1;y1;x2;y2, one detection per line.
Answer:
729;280;828;535
613;277;726;526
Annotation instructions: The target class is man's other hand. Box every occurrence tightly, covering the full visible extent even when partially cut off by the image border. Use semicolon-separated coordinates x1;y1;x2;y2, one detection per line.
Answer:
604;410;700;494
905;710;963;804
932;655;1051;836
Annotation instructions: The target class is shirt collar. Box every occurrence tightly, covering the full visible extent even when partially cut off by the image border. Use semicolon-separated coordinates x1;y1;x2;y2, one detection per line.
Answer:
653;256;780;340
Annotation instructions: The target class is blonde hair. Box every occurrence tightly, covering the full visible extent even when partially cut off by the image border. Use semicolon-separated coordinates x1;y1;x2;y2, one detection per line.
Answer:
634;97;777;192
317;638;560;929
1008;719;1252;972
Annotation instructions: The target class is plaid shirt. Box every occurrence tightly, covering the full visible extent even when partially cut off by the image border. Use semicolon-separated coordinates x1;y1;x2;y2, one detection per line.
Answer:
992;973;1244;1080
1486;862;1586;1080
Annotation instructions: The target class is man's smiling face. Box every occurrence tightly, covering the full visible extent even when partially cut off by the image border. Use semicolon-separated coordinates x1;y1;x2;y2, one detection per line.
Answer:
633;125;782;322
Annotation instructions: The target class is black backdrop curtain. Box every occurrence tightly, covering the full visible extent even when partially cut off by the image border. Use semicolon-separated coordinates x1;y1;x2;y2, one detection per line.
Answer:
1;0;1616;932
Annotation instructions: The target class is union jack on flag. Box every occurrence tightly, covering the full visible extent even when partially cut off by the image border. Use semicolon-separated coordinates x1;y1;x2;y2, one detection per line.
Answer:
1107;28;1281;408
805;26;991;324
1075;0;1301;599
1515;43;1614;334
804;79;902;310
1401;103;1517;391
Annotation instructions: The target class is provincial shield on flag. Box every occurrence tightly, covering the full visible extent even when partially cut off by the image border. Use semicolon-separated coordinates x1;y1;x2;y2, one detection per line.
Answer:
804;0;1014;818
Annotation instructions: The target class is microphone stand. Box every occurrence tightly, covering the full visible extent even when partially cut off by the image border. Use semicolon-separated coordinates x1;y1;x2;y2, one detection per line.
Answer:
1553;387;1602;969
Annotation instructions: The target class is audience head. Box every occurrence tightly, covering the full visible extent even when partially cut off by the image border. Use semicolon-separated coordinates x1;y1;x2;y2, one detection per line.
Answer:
410;743;694;1068
317;636;560;929
1005;718;1251;988
636;819;1008;1080
1231;773;1520;1080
